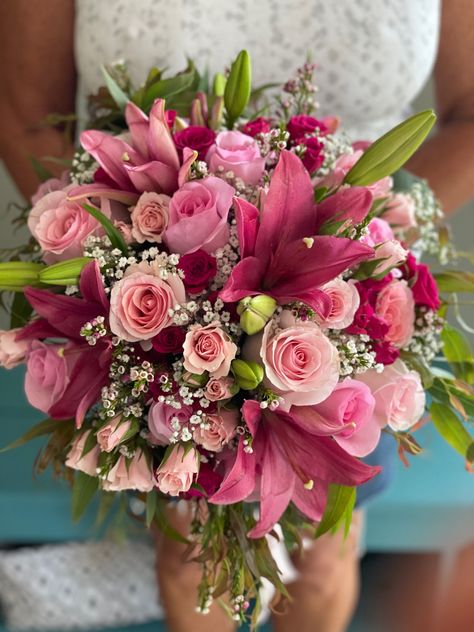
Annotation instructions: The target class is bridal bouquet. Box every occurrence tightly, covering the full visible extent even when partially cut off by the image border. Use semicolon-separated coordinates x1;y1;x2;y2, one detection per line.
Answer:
2;51;474;625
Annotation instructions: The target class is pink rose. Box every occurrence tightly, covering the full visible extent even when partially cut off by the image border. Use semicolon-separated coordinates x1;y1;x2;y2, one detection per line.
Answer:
373;239;408;276
357;359;425;431
0;329;29;369
173;126;216;161
130;191;170;243
164;176;234;255
114;220;134;244
102;449;154;492
109;264;186;342
96;416;132;453
306;378;380;457
30;171;69;205
206;131;265;185
65;430;100;477
25;341;71;414
148;400;193;445
193;409;238;452
383;193;417;233
315;151;392;198
364;218;395;246
246;312;340;408
316;279;360;330
205;376;234;401
28;190;99;263
375;280;415;347
155;444;200;496
183;322;237;378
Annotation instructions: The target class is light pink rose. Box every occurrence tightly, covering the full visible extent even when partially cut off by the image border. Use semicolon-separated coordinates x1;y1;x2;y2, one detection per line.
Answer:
375;280;415;347
109;265;186;342
193;409;238;452
24;341;70;414
246;312;340;408
148;400;193;445
357;359;425;431
164;176;234;255
31;171;69;205
0;329;29;369
315;151;392;198
373;239;408;276
383;193;417;233
114;220;134;244
309;379;380;457
65;430;100;477
364;217;395;246
205;376;234;401
316;279;360;330
96;416;132;452
131;191;170;243
206;130;265;185
183;322;237;378
28;190;99;263
155;444;200;496
102;449;154;492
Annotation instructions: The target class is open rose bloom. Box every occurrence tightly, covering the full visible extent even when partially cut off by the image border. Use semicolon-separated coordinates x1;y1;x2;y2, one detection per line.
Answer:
1;51;472;624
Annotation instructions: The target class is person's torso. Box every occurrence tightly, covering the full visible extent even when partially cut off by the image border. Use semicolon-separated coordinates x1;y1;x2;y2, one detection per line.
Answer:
75;0;441;139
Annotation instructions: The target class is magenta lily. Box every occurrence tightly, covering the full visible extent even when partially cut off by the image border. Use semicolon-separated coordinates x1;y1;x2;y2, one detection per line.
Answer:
219;151;374;316
210;399;380;538
20;261;111;427
81;99;180;195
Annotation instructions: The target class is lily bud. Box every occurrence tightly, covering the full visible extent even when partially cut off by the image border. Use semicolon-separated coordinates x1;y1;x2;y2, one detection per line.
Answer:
237;295;277;335
213;73;226;97
231;359;264;391
190;96;206;127
39;257;91;286
210;96;225;131
174;116;189;132
181;371;209;388
0;261;44;291
224;49;252;128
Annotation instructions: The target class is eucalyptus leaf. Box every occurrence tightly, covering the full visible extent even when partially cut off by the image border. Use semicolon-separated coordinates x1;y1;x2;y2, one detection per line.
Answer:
344;110;436;186
224;50;252;128
101;66;130;110
315;484;356;538
430;402;473;459
72;471;99;522
83;204;128;253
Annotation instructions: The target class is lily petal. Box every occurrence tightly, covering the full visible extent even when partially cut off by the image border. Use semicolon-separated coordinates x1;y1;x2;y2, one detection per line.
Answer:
67;184;139;206
148;99;180;170
178;148;198;188
219;257;266;303
315;187;373;232
80;130;138;191
124;160;178;194
210;438;257;504
125;102;150;158
233;197;260;259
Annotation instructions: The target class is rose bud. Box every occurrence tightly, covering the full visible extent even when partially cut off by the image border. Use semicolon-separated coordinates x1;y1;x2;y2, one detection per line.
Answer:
181;371;209;387
237;294;277;335
231;359;264;391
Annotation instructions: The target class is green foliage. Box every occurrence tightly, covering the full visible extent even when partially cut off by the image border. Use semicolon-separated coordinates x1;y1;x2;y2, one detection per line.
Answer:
10;292;33;328
344;110;436;186
224;50;252;128
139;61;199;112
72;471;99;522
430;402;474;462
101;65;130;110
440;323;474;384
83;204;128;254
0;417;66;453
435;271;474;293
315;484;356;538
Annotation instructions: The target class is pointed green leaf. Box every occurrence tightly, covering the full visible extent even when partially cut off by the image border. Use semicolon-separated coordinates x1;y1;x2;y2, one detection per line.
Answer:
101;65;130;110
315;484;356;537
72;471;99;522
146;490;158;528
435;271;474;293
0;417;64;453
430;402;473;459
10;291;34;328
224;50;252;127
140;62;197;112
441;323;474;384
83;203;127;254
344;110;436;186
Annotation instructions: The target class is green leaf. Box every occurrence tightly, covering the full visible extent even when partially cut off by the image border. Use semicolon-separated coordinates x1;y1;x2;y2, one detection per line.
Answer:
224;50;252;127
101;66;130;110
72;471;99;522
441;323;474;384
434;271;474;294
315;484;356;538
400;351;434;388
146;490;158;528
344;110;436;186
29;157;54;183
153;498;189;543
10;291;33;328
140;62;198;112
430;402;473;459
0;417;63;453
83;204;127;254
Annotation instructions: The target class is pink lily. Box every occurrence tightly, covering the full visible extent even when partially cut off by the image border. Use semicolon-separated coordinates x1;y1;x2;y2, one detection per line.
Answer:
20;262;111;427
219;151;374;316
210;399;380;538
81;99;180;195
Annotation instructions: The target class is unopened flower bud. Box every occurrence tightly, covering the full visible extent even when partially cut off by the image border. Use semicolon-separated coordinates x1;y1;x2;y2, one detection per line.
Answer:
181;371;209;387
237;295;277;335
231;359;264;391
39;257;92;286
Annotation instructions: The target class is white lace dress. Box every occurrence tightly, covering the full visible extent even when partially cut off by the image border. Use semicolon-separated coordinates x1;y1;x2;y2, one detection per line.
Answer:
1;1;439;629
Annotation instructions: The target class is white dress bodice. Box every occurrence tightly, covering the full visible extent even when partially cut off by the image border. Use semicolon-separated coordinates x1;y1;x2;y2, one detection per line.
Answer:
75;0;441;140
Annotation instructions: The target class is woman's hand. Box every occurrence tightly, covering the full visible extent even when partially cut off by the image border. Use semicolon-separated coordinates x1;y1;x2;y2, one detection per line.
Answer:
0;0;76;199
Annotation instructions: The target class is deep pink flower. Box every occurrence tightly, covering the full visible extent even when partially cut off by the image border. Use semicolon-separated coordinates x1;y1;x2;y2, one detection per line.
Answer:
241;117;272;137
174;126;216;161
287;115;328;140
220;151;374;317
210;400;380;538
300;136;325;173
403;253;440;310
181;462;223;499
152;326;186;354
178;250;217;294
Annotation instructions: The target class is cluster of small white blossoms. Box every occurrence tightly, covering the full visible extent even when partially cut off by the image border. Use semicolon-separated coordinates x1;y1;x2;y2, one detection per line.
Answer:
403;307;444;364
69;149;98;185
328;331;384;376
209;220;241;291
316;132;354;177
409;181;452;263
255;128;290;161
